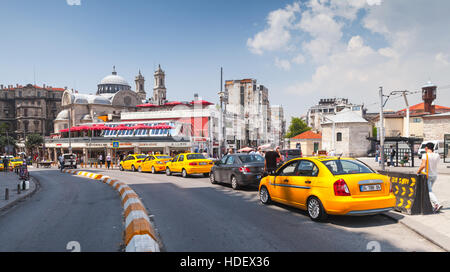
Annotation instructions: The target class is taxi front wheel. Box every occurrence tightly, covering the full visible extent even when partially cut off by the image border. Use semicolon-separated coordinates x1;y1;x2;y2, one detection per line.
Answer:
307;196;328;222
166;168;172;176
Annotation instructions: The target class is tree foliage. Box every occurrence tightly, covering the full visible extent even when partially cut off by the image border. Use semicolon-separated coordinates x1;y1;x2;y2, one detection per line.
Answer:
285;117;311;138
25;134;44;151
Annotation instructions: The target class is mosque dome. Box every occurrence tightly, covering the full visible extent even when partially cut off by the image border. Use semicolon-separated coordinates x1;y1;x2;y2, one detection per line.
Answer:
97;66;131;95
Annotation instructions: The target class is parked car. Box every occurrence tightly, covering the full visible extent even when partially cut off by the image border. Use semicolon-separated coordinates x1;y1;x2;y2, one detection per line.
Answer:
280;148;302;162
258;156;395;221
9;157;24;169
165;153;213;178
139;154;172;173
210;153;265;190
119;154;147;171
62;153;77;169
418;140;444;159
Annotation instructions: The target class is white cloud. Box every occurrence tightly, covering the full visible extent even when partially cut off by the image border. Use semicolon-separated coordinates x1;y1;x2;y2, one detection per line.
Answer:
247;3;300;55
249;0;450;116
66;0;81;6
292;53;305;64
275;58;292;71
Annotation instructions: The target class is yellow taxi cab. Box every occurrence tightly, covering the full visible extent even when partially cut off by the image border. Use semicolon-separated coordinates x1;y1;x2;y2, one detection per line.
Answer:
0;162;4;171
259;157;396;221
9;157;24;169
119;154;148;172
139;154;172;173
165;153;213;178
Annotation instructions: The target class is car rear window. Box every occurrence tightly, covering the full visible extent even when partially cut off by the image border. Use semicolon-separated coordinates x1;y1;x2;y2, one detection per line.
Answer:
238;155;264;163
136;155;147;159
186;154;205;160
156;156;171;159
321;160;374;175
282;150;301;156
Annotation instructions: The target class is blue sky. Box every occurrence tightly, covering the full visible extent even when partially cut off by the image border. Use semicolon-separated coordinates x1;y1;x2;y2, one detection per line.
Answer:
1;0;450;122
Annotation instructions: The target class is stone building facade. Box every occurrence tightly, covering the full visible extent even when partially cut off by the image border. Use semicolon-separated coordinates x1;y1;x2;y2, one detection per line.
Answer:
0;83;63;138
224;78;272;147
422;113;450;141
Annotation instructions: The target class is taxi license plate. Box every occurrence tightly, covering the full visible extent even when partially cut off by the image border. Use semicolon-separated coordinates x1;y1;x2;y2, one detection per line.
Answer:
199;162;207;165
360;184;382;192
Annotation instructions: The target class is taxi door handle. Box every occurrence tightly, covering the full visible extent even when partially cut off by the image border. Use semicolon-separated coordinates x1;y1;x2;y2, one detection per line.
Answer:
305;180;312;184
283;179;289;182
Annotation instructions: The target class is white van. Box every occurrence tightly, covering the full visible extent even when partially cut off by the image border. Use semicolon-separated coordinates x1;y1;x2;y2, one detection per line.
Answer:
418;140;444;159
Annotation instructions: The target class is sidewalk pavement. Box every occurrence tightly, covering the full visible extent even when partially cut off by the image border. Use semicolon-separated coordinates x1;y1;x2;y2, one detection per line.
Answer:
0;171;37;211
359;157;450;251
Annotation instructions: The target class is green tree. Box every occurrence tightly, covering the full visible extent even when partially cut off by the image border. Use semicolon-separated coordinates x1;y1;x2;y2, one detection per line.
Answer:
0;123;16;154
25;134;44;156
285;117;311;138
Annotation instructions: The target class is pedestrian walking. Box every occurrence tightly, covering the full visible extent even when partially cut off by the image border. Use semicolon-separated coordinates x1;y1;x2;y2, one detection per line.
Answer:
264;147;280;175
417;142;443;213
375;148;380;162
106;154;111;169
58;154;64;172
98;154;103;168
3;156;9;172
389;145;396;167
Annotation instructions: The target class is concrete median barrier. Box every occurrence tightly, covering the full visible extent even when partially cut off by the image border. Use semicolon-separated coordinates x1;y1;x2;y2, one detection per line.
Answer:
380;171;434;215
61;169;160;252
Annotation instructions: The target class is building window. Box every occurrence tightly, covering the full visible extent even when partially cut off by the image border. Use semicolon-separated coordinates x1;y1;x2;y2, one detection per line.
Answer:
336;132;342;142
413;118;422;123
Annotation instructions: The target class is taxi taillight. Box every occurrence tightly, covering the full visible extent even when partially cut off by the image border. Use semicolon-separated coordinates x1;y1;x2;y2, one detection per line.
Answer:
189;162;198;166
334;179;351;196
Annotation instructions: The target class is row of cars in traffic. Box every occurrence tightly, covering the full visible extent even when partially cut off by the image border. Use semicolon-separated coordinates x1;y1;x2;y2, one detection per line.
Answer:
0;156;26;171
119;152;396;221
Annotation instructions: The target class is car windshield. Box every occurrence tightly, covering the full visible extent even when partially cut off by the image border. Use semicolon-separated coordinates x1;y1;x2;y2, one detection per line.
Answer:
238;155;264;163
321;160;374;175
136;155;147;159
156;156;172;159
186;154;205;160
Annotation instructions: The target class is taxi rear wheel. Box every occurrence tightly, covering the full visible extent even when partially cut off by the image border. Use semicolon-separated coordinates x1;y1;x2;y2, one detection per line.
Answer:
152;166;156;174
307;196;327;222
138;166;142;173
166;167;171;176
259;186;271;204
182;169;188;178
132;165;136;172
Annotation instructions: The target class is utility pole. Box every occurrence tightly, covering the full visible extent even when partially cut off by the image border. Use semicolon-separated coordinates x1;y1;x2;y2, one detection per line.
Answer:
218;67;224;158
379;87;385;171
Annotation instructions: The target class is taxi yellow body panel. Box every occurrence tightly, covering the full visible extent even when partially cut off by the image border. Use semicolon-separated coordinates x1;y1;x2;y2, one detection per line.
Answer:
259;157;396;216
165;153;213;175
9;157;24;169
119;154;147;171
141;155;172;172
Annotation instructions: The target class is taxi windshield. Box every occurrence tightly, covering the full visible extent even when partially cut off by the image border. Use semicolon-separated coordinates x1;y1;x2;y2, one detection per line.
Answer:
321;160;374;175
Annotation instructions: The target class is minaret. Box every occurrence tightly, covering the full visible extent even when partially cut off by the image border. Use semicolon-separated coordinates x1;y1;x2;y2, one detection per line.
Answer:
135;70;146;101
153;64;167;105
422;81;437;114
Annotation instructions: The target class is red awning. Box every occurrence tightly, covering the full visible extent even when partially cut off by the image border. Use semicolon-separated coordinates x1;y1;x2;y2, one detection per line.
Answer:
111;124;133;130
130;124;154;130
137;103;158;108
164;101;183;106
190;100;213;106
90;124;112;130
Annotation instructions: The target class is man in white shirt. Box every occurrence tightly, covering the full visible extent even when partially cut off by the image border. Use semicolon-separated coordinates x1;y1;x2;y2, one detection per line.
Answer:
417;142;442;213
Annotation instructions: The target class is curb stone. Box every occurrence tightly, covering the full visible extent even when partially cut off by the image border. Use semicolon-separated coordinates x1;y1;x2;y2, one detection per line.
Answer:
62;169;161;252
382;211;450;252
0;176;40;214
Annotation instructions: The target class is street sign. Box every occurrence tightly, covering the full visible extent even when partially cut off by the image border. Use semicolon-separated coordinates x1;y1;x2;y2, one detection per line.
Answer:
112;141;120;148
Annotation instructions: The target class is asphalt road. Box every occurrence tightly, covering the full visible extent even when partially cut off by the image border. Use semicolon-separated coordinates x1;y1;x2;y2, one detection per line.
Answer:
0;168;123;252
85;167;443;252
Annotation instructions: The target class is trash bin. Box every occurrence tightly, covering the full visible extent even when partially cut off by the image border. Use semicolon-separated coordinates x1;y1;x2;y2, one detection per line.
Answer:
379;171;434;215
